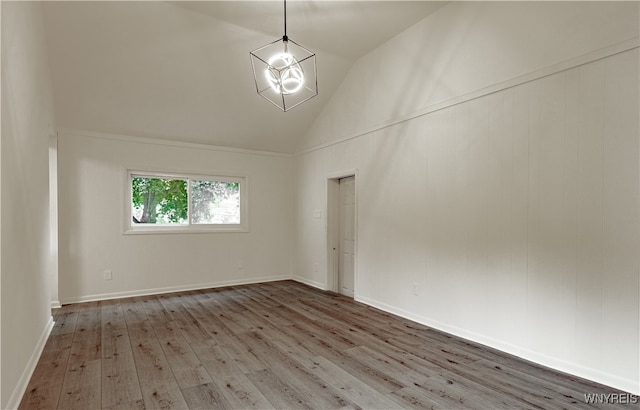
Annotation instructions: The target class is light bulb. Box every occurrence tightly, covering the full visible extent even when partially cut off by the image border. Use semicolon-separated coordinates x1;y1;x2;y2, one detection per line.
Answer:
265;51;305;95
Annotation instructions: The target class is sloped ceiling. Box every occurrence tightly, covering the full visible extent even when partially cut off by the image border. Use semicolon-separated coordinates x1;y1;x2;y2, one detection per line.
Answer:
42;1;445;153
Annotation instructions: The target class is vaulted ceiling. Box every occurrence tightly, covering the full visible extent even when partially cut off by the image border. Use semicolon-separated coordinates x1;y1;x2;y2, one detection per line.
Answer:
42;1;445;153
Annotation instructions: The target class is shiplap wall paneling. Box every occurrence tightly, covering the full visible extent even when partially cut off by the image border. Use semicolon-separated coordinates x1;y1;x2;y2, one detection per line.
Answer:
510;84;532;349
447;104;471;326
600;50;639;381
528;71;573;357
575;58;606;369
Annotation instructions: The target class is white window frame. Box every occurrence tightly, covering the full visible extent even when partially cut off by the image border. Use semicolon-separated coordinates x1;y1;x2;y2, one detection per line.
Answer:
125;170;248;234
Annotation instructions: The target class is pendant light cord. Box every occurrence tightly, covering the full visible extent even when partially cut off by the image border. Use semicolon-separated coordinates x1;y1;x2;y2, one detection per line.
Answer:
283;0;288;41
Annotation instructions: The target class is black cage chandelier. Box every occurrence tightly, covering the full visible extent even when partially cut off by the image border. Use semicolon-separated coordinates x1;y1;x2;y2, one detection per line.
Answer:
250;0;318;111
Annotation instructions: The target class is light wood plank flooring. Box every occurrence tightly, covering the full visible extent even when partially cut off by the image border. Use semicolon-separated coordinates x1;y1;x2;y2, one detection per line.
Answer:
20;280;632;409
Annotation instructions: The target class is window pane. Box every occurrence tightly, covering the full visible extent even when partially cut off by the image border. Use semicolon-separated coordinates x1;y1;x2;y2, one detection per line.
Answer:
131;177;188;224
191;180;240;224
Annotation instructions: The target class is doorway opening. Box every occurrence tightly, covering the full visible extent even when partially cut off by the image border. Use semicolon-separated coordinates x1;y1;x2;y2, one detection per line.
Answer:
327;174;356;297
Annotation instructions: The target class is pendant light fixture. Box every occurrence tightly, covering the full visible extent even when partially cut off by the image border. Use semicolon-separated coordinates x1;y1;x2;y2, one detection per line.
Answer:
250;0;317;111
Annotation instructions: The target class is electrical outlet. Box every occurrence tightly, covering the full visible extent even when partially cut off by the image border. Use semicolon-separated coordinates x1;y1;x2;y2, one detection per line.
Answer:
104;270;113;281
412;283;419;296
313;262;318;272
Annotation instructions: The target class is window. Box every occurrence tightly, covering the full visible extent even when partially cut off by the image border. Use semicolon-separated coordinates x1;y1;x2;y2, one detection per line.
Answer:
127;171;247;233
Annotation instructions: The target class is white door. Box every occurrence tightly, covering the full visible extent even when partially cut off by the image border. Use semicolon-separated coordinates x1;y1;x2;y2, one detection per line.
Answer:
338;176;355;297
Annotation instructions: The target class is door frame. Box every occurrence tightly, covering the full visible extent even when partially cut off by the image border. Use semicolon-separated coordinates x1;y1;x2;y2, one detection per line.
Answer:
326;170;358;294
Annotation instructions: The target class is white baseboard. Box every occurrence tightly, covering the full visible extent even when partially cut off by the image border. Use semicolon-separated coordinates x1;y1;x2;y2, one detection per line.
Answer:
59;275;290;305
50;300;61;309
6;316;54;410
356;295;640;396
291;275;326;290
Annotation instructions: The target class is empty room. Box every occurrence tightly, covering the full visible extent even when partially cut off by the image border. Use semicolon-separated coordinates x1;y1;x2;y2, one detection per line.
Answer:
2;1;639;409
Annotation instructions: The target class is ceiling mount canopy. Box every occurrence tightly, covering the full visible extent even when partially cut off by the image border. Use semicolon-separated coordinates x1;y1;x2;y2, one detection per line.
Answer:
250;0;318;112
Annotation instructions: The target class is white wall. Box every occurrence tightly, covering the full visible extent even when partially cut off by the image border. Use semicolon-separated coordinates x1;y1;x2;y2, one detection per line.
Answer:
294;2;639;394
1;2;57;408
299;1;639;152
57;130;293;303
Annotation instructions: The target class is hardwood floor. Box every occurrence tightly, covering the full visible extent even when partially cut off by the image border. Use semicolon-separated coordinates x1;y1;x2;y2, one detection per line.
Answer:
19;280;632;409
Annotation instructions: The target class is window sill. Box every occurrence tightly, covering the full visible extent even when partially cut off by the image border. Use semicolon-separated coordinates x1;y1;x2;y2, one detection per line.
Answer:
124;225;248;235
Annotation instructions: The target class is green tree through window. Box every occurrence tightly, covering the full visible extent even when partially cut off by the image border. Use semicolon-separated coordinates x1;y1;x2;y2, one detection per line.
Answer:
132;177;188;224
